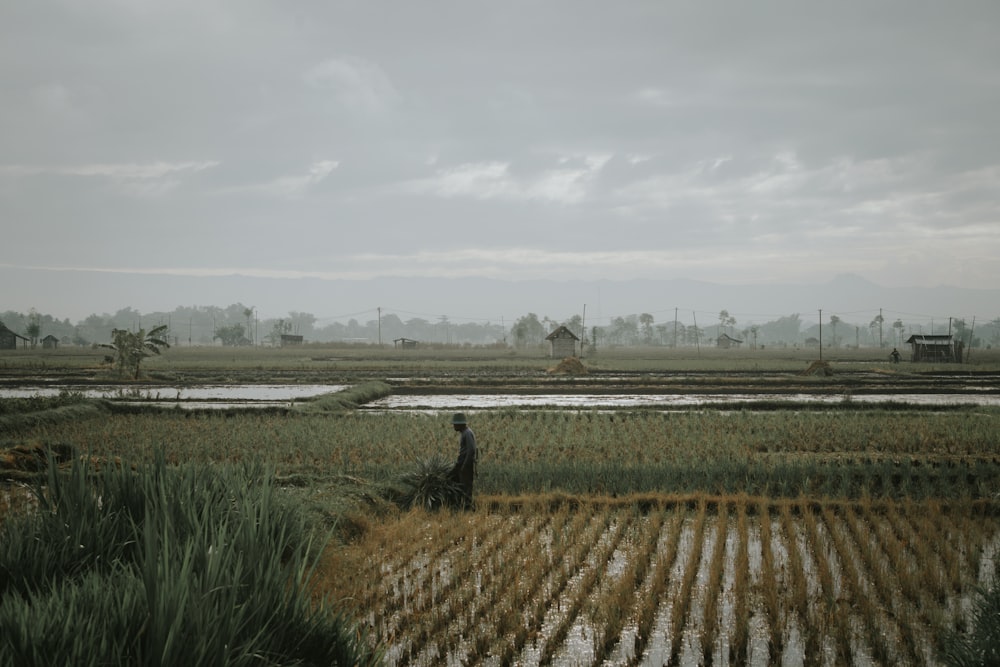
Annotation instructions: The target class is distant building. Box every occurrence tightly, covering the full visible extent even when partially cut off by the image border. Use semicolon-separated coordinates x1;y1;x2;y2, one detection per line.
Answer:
545;325;580;358
41;334;59;349
394;337;418;349
905;334;963;362
0;323;30;350
716;333;744;349
279;334;304;347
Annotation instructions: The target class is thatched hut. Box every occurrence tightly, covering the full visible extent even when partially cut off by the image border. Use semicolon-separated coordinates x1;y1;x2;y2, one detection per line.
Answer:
545;325;580;358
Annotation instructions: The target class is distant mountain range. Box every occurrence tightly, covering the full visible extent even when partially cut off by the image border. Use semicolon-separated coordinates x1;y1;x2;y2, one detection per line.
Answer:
3;266;996;327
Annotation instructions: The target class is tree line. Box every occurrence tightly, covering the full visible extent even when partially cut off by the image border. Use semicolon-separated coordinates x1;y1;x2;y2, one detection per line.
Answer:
1;305;996;350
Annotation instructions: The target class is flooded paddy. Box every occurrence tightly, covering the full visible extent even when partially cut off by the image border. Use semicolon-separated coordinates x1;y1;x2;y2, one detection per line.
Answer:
326;498;1000;667
0;383;349;408
367;392;1000;409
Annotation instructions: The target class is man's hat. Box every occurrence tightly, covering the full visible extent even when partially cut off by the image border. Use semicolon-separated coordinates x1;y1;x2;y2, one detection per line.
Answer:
451;412;467;425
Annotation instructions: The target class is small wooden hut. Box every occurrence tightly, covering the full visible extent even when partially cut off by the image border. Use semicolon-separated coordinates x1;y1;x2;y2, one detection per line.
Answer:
279;334;304;347
42;334;59;349
393;337;418;349
545;325;580;358
0;324;30;350
905;334;962;362
716;333;743;349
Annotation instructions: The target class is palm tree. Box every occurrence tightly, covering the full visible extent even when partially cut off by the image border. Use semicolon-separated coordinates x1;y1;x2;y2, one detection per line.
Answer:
243;307;255;346
101;325;170;379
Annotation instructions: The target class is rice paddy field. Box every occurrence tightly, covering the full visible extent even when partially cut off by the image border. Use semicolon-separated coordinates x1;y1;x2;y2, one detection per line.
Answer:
2;344;1000;666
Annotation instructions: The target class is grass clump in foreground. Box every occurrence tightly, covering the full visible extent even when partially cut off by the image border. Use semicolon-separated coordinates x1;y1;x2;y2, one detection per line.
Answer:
0;450;381;666
293;381;392;413
941;572;1000;666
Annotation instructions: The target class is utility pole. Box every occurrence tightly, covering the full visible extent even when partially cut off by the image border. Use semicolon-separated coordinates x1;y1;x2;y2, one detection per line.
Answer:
879;308;883;349
581;304;586;358
377;307;382;346
693;311;701;356
819;309;823;361
673;307;678;348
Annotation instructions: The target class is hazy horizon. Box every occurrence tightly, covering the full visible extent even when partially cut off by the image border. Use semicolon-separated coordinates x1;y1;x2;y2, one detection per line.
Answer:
2;270;996;332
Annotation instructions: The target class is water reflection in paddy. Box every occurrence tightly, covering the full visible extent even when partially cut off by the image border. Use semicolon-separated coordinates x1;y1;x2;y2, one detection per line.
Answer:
0;384;348;402
368;393;1000;409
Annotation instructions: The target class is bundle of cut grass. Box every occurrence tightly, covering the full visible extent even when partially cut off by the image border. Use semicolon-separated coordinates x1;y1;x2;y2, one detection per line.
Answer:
800;360;833;376
548;356;588;375
392;457;466;511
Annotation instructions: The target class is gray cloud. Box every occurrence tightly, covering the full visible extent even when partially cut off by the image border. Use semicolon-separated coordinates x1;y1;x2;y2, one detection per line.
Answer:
3;0;1000;320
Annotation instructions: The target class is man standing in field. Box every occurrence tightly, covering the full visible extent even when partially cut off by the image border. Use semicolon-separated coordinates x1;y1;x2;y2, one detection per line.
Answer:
449;412;477;510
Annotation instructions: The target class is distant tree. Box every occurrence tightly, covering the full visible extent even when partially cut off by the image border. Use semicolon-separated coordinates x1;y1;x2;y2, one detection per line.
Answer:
870;313;885;347
756;313;801;346
639;313;654;344
829;315;841;347
685;323;704;345
243;307;255;346
562;314;584;339
718;310;736;337
101;325;170;379
214;324;249;347
266;319;292;346
26;309;41;348
893;318;905;345
511;313;545;348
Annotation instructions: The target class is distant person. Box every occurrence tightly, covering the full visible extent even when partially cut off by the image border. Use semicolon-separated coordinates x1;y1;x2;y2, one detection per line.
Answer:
890;348;901;363
448;412;477;510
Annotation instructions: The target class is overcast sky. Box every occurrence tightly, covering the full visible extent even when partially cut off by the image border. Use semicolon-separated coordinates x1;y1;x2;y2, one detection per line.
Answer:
3;1;999;320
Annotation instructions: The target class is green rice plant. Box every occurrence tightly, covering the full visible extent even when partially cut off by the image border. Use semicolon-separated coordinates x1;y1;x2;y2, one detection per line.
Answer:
293;381;392;413
0;451;380;666
537;512;628;665
729;498;750;665
701;504;730;665
757;502;782;660
801;502;853;664
780;502;821;665
668;501;708;665
940;572;1000;667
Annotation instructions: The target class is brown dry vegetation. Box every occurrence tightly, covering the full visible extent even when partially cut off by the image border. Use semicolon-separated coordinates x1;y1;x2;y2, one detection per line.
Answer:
317;495;999;666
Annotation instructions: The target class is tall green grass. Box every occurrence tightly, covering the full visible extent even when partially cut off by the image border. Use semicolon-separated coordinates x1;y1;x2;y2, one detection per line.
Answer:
940;572;1000;667
0;451;380;666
